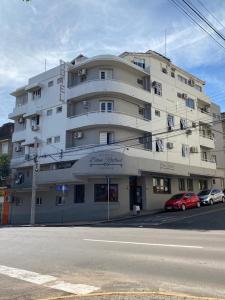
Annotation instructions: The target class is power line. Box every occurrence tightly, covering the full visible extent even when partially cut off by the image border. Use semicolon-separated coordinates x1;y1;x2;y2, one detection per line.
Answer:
168;0;225;51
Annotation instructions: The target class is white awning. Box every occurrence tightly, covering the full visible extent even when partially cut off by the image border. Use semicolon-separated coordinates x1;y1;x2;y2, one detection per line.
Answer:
10;86;27;97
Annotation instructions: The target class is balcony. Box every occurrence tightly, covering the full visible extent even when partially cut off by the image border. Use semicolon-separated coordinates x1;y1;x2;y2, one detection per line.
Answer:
9;103;28;119
67;79;151;103
66;111;151;131
199;131;215;149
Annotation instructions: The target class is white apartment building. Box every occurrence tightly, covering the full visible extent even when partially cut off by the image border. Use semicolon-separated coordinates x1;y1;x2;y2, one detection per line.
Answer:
8;50;225;224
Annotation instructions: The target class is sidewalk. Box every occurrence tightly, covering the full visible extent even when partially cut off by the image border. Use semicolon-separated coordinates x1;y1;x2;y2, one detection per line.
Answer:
0;209;163;228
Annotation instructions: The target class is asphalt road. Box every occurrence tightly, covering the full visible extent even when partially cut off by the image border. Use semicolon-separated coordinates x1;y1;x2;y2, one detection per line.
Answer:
0;203;225;300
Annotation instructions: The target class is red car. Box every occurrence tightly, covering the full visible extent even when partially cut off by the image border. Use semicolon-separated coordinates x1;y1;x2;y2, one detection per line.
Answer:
165;192;200;211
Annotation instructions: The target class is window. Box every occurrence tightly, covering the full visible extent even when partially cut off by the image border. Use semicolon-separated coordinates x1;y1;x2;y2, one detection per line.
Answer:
153;177;171;194
74;184;85;203
54;136;60;143
212;179;216;185
171;71;175;78
99;132;114;145
167;114;175;131
211;155;216;163
94;184;118;202
47;137;52;144
47;109;53;116
133;58;145;69
201;151;207;161
2;142;8;154
48;81;53;87
182;144;189;157
187;178;193;191
31;115;40;126
156;139;164;152
155;110;160;117
56;195;64;206
194;84;202;92
57;77;63;84
36;197;42;205
99;69;113;80
186;98;195;109
100;101;113;112
56;106;62;113
139;132;152;150
199;179;208;190
152;81;162;96
32;88;41;100
178;74;187;84
180;118;188;130
178;178;185;191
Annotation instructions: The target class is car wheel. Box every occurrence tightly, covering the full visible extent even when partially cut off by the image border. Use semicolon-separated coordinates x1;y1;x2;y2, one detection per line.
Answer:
181;204;186;211
196;202;201;208
222;197;225;203
210;199;214;206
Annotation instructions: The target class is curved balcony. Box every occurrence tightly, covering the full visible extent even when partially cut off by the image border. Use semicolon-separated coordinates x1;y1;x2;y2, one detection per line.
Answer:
199;133;215;149
66;111;152;131
67;79;151;103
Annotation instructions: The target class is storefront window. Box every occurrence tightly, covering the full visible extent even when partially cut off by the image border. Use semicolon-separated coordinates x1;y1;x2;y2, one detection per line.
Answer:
153;177;171;194
187;179;193;191
199;179;208;190
94;184;118;202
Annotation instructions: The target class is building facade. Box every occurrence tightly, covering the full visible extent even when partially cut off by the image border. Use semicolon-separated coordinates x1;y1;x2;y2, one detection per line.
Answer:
8;51;225;224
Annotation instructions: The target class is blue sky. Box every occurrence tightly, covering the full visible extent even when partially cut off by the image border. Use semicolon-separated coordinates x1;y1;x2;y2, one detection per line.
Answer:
0;0;225;125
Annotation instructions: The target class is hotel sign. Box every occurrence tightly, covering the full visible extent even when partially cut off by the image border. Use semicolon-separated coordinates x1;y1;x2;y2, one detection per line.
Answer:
89;154;123;168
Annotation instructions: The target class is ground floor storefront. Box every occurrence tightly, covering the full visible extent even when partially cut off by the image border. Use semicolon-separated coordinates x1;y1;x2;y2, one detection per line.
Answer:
9;174;224;225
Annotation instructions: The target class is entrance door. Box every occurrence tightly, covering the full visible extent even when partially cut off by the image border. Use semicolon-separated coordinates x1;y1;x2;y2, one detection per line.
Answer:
129;177;142;210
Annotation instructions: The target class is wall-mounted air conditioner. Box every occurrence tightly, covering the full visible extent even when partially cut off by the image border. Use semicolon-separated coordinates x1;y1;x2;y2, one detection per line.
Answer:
15;146;22;152
182;93;188;99
167;142;174;149
73;131;83;139
78;68;87;76
32;125;39;131
190;146;198;153
186;129;192;135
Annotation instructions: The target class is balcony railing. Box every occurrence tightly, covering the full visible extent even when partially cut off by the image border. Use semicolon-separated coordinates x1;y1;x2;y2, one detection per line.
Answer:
199;131;214;140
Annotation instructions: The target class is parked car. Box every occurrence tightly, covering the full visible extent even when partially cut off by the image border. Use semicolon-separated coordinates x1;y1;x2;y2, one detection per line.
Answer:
165;192;200;211
198;189;225;205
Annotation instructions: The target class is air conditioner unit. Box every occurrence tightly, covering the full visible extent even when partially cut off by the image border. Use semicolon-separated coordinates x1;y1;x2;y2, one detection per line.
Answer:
83;100;89;109
25;154;30;161
18;117;24;124
32;125;39;131
167;142;174;149
188;79;195;86
78;68;87;76
177;92;182;98
190;146;198;153
15;146;22;152
186;129;192;135
162;67;168;74
152;81;157;87
192;122;197;128
182;93;188;99
73;131;83;139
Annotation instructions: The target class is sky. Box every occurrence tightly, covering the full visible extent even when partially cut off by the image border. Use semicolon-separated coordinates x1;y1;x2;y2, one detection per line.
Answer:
0;0;225;125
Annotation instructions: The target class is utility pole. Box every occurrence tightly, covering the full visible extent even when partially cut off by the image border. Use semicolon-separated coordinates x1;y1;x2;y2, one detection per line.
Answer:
30;137;38;225
107;176;110;221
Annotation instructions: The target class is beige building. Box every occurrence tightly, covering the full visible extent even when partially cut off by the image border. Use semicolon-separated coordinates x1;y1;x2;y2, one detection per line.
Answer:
8;50;225;224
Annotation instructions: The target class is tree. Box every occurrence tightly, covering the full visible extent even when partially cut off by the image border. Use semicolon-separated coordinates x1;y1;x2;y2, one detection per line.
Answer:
0;154;10;186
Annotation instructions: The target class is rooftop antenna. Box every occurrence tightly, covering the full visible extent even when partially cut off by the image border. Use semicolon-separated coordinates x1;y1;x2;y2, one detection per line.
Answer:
164;29;167;57
44;59;47;72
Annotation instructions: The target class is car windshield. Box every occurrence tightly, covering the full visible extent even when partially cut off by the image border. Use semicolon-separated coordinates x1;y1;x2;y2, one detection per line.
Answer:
198;190;210;196
170;193;184;200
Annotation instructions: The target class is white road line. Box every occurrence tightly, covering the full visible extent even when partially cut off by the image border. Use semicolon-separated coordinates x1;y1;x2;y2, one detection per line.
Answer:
0;265;100;295
0;265;56;285
48;281;100;295
84;239;203;249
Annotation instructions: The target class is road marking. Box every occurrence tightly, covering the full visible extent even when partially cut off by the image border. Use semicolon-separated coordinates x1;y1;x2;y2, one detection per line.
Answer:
84;239;203;249
0;265;99;295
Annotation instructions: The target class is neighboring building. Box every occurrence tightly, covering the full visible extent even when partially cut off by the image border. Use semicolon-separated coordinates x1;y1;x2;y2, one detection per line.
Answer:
221;112;225;145
0;122;14;158
8;50;225;224
0;122;14;225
